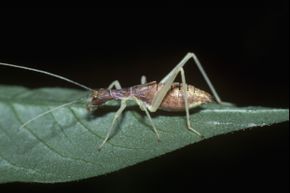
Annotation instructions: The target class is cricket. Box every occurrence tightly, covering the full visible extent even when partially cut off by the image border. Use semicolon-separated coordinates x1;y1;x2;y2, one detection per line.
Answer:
0;52;222;149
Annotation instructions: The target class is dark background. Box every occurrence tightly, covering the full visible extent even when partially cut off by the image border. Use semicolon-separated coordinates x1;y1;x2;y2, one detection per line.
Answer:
0;1;288;192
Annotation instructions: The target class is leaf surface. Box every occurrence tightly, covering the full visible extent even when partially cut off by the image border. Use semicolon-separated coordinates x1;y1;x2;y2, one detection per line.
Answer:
0;85;288;183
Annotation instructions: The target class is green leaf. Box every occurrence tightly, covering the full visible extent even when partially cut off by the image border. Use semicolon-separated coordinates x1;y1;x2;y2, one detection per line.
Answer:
0;85;288;183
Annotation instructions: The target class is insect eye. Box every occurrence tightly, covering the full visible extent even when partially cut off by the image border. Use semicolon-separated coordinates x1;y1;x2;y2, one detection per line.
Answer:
92;95;99;101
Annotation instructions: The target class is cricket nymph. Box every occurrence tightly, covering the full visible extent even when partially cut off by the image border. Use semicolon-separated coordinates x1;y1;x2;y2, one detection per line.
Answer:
87;81;213;112
1;52;222;149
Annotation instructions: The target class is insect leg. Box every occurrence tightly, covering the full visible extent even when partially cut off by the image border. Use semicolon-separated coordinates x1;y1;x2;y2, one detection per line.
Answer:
186;52;221;103
148;53;209;136
149;54;193;112
135;98;160;140
96;80;124;149
180;67;203;137
108;80;122;89
161;52;221;103
152;65;203;136
98;99;127;150
141;75;147;84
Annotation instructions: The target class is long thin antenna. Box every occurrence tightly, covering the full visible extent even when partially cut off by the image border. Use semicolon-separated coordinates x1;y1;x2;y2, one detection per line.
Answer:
0;62;93;91
19;98;85;130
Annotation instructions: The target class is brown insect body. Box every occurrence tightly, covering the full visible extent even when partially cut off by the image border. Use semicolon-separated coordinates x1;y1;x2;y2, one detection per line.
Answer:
88;81;213;112
0;52;221;149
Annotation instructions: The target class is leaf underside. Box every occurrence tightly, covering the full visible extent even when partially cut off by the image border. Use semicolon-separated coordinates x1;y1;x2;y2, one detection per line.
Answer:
0;85;288;183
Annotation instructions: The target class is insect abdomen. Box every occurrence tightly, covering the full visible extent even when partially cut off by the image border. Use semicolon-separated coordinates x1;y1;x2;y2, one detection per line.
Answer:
134;82;213;112
158;84;213;111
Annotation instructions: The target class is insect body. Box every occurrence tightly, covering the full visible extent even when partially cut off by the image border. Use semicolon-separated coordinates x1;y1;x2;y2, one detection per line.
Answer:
0;52;222;149
88;81;213;112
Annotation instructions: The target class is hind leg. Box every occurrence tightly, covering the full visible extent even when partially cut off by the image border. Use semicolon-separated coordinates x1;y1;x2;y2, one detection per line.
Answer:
148;52;221;136
160;52;222;103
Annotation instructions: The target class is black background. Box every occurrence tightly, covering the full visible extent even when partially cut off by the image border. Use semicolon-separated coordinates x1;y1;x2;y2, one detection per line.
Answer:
0;1;289;193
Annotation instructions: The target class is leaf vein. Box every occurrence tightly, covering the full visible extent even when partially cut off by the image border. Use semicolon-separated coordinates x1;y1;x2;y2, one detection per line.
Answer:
69;108;147;150
0;152;58;178
8;103;99;167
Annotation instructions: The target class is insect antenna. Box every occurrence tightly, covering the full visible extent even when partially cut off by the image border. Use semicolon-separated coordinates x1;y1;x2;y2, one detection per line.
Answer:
0;61;94;129
0;62;93;91
19;96;87;130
